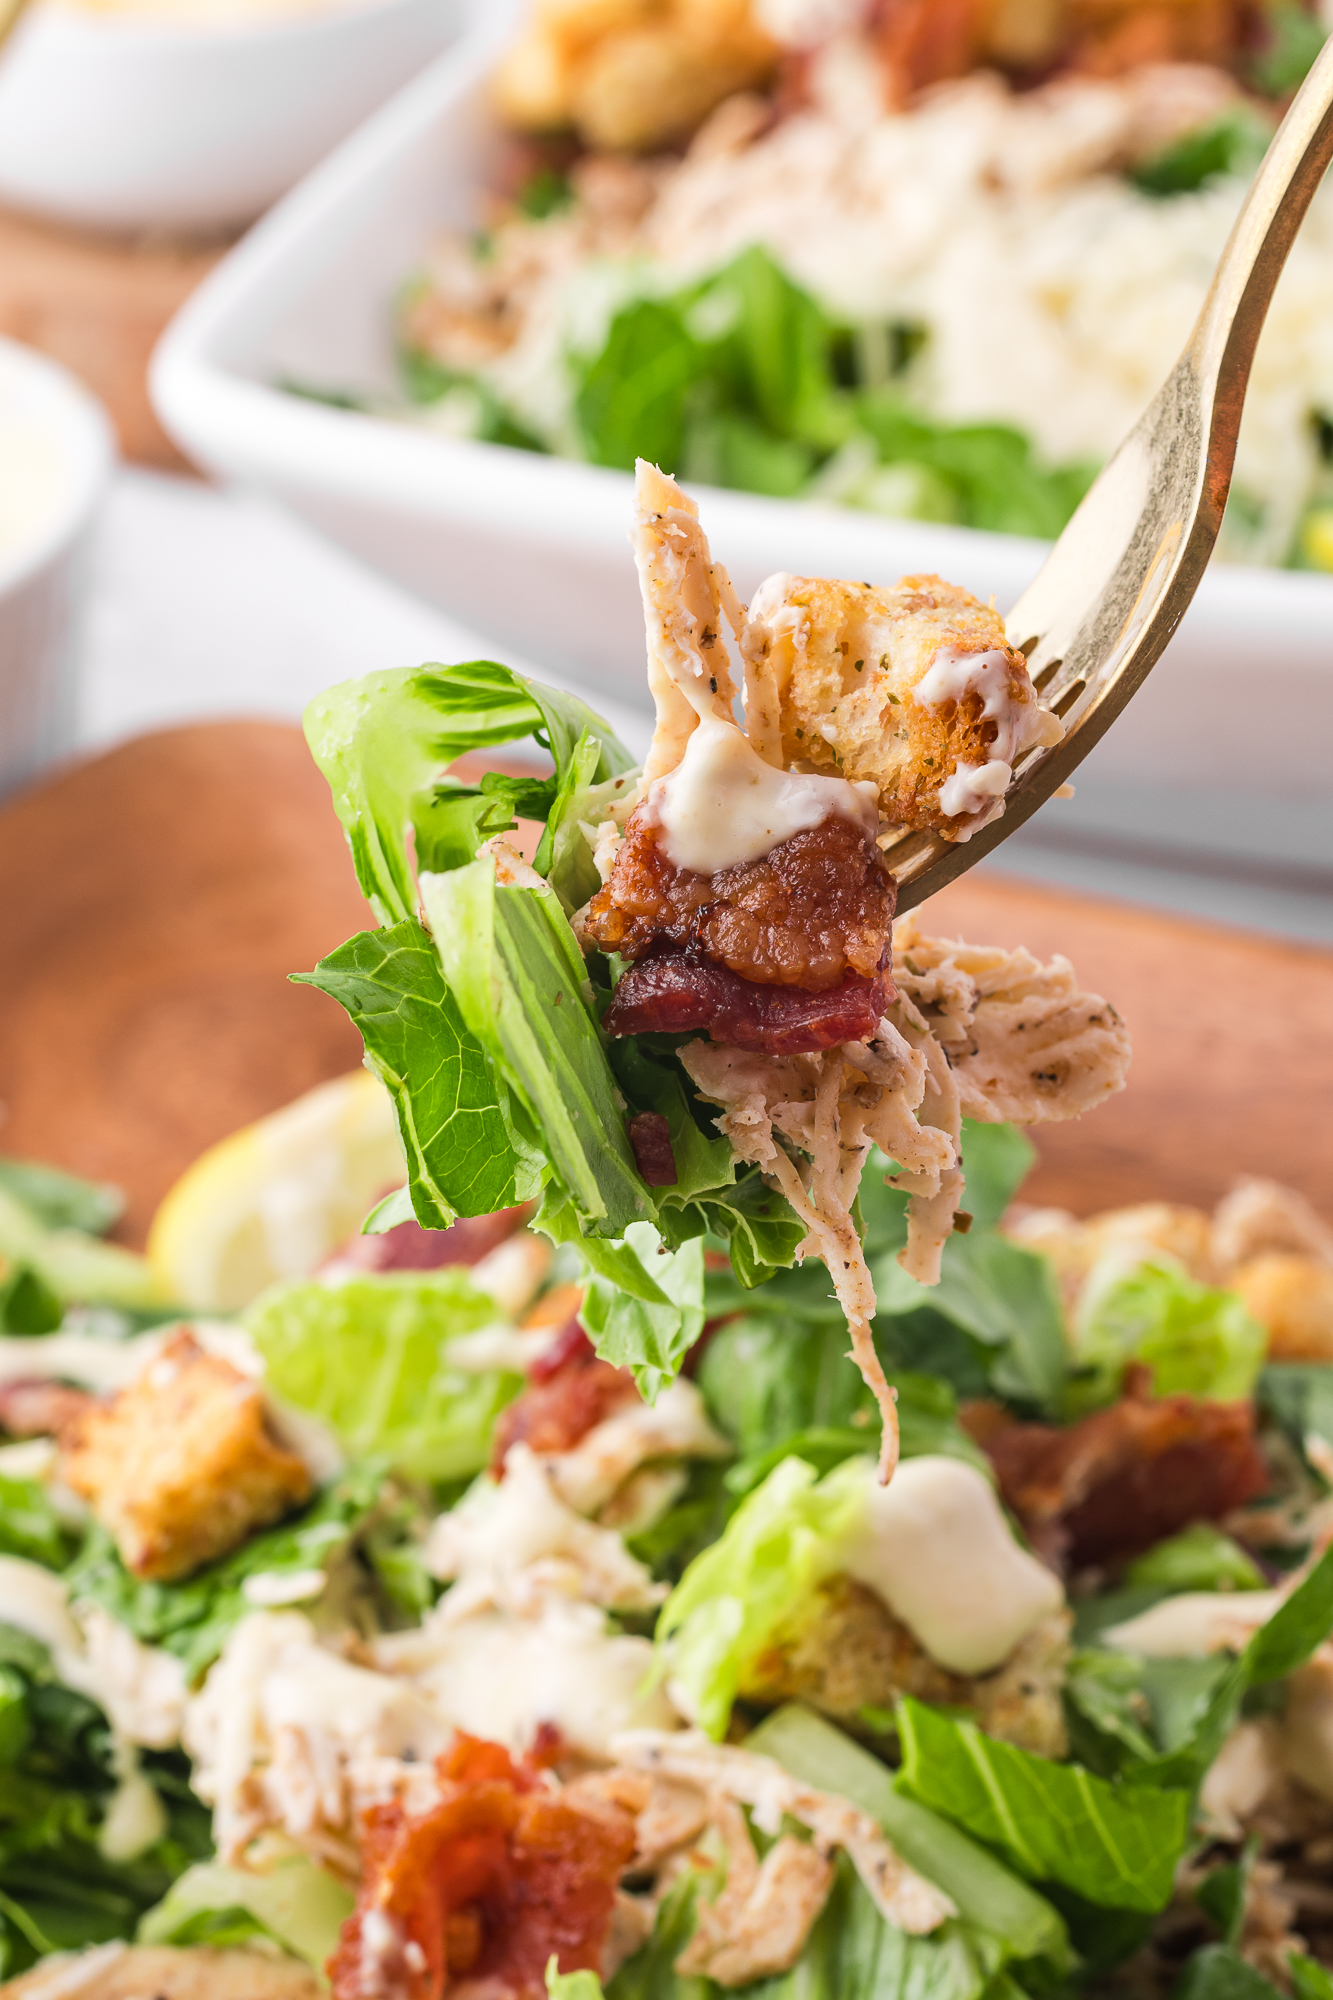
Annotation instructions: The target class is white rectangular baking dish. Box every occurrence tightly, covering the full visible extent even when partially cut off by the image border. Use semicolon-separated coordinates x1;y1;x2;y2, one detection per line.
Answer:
151;6;1333;807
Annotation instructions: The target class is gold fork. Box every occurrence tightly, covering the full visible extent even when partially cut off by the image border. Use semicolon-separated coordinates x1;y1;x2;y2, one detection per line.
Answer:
884;34;1333;912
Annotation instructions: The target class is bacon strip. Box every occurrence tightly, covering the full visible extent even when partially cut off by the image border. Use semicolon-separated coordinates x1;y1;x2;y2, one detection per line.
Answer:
628;1112;678;1186
490;1322;638;1476
966;1372;1270;1569
605;955;893;1056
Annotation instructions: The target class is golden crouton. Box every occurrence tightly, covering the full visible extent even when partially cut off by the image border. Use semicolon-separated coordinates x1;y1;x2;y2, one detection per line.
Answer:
741;1574;1069;1757
492;0;777;150
1231;1255;1333;1364
742;573;1062;837
61;1331;311;1582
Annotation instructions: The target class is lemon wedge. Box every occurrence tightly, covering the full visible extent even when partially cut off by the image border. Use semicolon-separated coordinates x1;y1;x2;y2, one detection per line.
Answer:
147;1070;405;1311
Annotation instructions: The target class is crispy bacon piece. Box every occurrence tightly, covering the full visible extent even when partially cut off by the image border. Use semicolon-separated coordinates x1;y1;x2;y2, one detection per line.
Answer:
628;1112;678;1187
0;1378;94;1439
320;1205;529;1279
329;1734;636;2000
586;811;894;994
490;1322;637;1476
604;955;892;1055
966;1371;1270;1569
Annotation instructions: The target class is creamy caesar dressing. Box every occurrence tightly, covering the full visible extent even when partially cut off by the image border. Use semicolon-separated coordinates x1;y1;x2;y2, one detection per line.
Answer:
0;389;68;570
647;714;879;876
0;1554;85;1661
915;645;1063;823
831;1454;1064;1675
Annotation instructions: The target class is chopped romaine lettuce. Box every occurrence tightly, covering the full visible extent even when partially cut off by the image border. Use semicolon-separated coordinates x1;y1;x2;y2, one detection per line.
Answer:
298;918;544;1228
1073;1259;1266;1409
1257;1362;1333;1476
546;1965;607;2000
747;1705;1070;1967
895;1698;1192;1913
140;1854;353;1967
0;1188;166;1312
1125;1524;1265;1595
1175;1944;1288;2000
0;1159;123;1238
64;1463;390;1683
0;1476;70;1571
655;1455;869;1737
303;659;634;928
246;1268;518;1481
0;1266;62;1334
0;1627;207;1979
561;245;1093;535
1131;108;1272;197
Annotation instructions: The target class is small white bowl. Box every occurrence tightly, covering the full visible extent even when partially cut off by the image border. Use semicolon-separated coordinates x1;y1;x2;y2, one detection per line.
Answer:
0;0;462;235
0;339;114;797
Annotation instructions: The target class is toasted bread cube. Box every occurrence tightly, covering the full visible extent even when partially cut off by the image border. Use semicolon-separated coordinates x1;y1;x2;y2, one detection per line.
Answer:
745;572;1062;836
1232;1254;1333;1364
61;1331;311;1581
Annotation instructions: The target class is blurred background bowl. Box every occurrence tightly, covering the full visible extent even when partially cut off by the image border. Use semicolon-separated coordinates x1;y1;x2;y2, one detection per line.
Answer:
0;0;462;236
0;336;113;798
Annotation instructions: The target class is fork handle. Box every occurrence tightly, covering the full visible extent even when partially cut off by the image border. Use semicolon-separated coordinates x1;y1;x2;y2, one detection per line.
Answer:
1195;35;1333;511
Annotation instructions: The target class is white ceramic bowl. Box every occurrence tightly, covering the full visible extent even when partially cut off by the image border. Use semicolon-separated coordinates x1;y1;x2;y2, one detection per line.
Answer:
0;0;462;235
151;12;1333;801
0;340;115;798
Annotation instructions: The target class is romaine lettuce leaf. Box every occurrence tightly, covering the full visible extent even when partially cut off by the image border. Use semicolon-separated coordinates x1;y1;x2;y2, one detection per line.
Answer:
246;1269;517;1479
295;918;544;1229
0;1476;70;1571
746;1705;1070;1966
0;1188;166;1312
1257;1362;1333;1475
895;1698;1192;1912
304;660;634;926
546;1966;607;2000
1073;1260;1265;1408
0;1632;207;1978
1174;1944;1287;2000
655;1455;868;1737
140;1854;352;1967
1125;1524;1265;1595
578;1224;705;1404
64;1462;389;1683
422;863;651;1239
0;1159;123;1238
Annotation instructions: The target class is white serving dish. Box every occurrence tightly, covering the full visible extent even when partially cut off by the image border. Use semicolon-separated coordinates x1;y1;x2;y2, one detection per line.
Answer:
152;13;1333;791
0;0;462;235
0;340;114;798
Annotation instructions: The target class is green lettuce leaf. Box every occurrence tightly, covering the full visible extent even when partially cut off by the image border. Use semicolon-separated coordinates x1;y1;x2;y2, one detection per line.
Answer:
140;1855;353;1967
1125;1524;1265;1595
1174;1944;1287;2000
421;864;651;1240
746;1705;1070;1966
1073;1260;1265;1408
0;1188;165;1312
0;1477;70;1571
0;1159;123;1238
1290;1954;1333;2000
578;1223;706;1404
1245;1537;1333;1683
295;918;543;1229
246;1269;517;1480
895;1698;1192;1913
546;1966;607;2000
750;1856;992;2000
0;1636;207;1978
64;1463;389;1683
1257;1363;1333;1476
656;1455;868;1738
304;659;634;926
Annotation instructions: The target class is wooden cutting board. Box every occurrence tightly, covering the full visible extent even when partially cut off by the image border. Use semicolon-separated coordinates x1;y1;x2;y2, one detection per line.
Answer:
2;719;1331;1245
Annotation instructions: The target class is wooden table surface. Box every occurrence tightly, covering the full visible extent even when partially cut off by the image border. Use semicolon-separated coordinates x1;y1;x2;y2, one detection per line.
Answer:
2;720;1330;1245
0;205;229;469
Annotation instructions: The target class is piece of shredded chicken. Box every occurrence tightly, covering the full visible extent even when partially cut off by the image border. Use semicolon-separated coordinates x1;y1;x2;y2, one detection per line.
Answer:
610;1730;956;1936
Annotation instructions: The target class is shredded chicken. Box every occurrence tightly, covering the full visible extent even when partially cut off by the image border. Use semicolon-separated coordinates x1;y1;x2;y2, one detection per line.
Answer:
675;1797;836;1987
610;1730;956;1935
